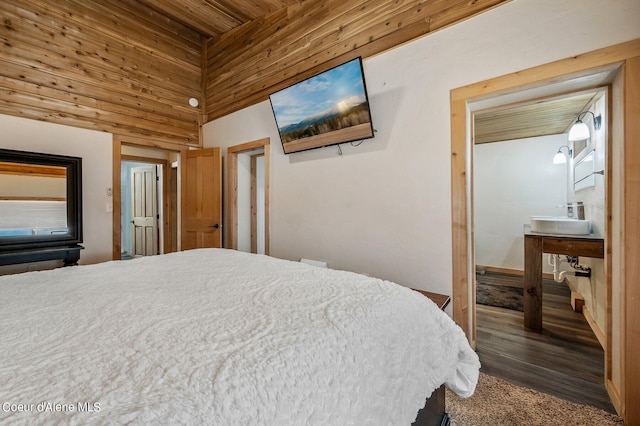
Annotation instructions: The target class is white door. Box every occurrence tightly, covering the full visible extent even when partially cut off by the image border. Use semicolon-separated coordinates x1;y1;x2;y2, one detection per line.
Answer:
131;166;158;256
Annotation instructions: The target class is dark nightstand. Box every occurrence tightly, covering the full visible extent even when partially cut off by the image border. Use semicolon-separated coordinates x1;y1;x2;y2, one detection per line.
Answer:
411;289;451;311
411;289;451;426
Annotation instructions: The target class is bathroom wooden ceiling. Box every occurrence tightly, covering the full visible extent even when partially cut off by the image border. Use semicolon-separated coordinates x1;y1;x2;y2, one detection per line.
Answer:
135;0;301;37
474;92;600;144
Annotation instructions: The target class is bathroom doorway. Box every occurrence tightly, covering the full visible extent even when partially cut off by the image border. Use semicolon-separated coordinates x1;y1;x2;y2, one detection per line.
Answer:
448;41;640;419
471;88;611;410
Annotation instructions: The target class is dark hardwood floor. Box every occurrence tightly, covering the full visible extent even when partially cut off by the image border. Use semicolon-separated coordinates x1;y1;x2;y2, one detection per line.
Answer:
475;271;616;413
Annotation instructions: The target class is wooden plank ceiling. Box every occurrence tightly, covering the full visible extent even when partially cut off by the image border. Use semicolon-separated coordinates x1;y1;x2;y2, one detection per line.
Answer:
135;0;302;38
0;0;512;148
0;0;203;147
474;92;599;144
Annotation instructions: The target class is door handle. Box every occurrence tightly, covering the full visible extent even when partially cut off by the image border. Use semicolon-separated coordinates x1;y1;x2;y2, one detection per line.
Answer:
210;224;220;229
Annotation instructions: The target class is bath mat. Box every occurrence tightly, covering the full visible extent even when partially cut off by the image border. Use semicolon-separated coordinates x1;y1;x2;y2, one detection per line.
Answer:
476;281;524;311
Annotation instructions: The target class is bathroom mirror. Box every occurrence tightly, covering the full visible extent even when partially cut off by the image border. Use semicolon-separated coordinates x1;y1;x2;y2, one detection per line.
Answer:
574;150;596;191
0;148;82;252
572;139;588;159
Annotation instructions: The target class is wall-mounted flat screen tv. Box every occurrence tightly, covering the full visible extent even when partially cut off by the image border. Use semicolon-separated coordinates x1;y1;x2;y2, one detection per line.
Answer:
269;57;374;154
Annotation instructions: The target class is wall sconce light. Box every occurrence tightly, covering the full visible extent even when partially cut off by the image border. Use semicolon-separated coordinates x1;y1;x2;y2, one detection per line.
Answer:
553;145;572;164
568;110;602;141
188;97;199;108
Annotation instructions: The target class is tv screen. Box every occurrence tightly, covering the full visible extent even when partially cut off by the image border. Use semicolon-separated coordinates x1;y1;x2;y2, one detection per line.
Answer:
269;57;374;154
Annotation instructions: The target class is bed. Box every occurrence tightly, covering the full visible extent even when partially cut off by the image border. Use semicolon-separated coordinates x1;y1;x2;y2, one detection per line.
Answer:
0;248;479;425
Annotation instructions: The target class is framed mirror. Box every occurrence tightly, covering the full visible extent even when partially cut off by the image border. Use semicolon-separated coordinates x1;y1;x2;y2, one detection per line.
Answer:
0;148;82;253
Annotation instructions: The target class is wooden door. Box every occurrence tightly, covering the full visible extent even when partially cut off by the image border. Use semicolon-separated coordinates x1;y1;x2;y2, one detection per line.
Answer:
170;167;178;253
131;165;158;256
181;148;222;250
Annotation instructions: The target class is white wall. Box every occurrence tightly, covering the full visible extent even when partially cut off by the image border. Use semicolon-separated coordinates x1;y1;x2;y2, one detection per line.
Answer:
474;134;568;272
237;153;252;252
0;114;112;272
566;95;607;335
122;145;171;160
202;0;640;297
256;155;265;254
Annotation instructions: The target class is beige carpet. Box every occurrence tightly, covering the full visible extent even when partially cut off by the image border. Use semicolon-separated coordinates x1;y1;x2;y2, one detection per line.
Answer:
446;373;624;425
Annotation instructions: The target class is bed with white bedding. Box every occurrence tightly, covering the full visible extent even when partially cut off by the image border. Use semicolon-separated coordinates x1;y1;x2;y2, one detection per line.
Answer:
0;248;479;425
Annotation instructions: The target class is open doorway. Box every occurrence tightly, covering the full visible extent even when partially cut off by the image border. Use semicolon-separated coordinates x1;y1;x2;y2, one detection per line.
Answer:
471;88;612;411
118;149;175;259
227;138;270;254
121;161;161;259
247;152;266;254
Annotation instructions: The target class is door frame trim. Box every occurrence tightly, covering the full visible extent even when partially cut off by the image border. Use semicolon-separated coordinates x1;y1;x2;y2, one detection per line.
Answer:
227;138;270;254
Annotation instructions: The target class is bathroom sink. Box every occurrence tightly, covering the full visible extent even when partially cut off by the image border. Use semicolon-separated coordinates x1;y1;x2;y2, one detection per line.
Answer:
530;216;590;235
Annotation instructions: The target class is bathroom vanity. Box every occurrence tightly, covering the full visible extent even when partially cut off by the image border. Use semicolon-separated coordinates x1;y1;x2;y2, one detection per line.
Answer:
523;225;604;331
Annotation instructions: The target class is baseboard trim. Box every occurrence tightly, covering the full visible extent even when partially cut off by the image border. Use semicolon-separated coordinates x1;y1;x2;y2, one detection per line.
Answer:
606;378;622;417
583;306;606;349
565;280;585;312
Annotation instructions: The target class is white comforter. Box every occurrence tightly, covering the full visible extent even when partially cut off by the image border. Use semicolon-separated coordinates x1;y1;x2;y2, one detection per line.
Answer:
0;249;479;425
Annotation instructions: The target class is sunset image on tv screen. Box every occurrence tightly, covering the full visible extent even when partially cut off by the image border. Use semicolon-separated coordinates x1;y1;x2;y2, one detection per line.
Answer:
270;58;374;154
